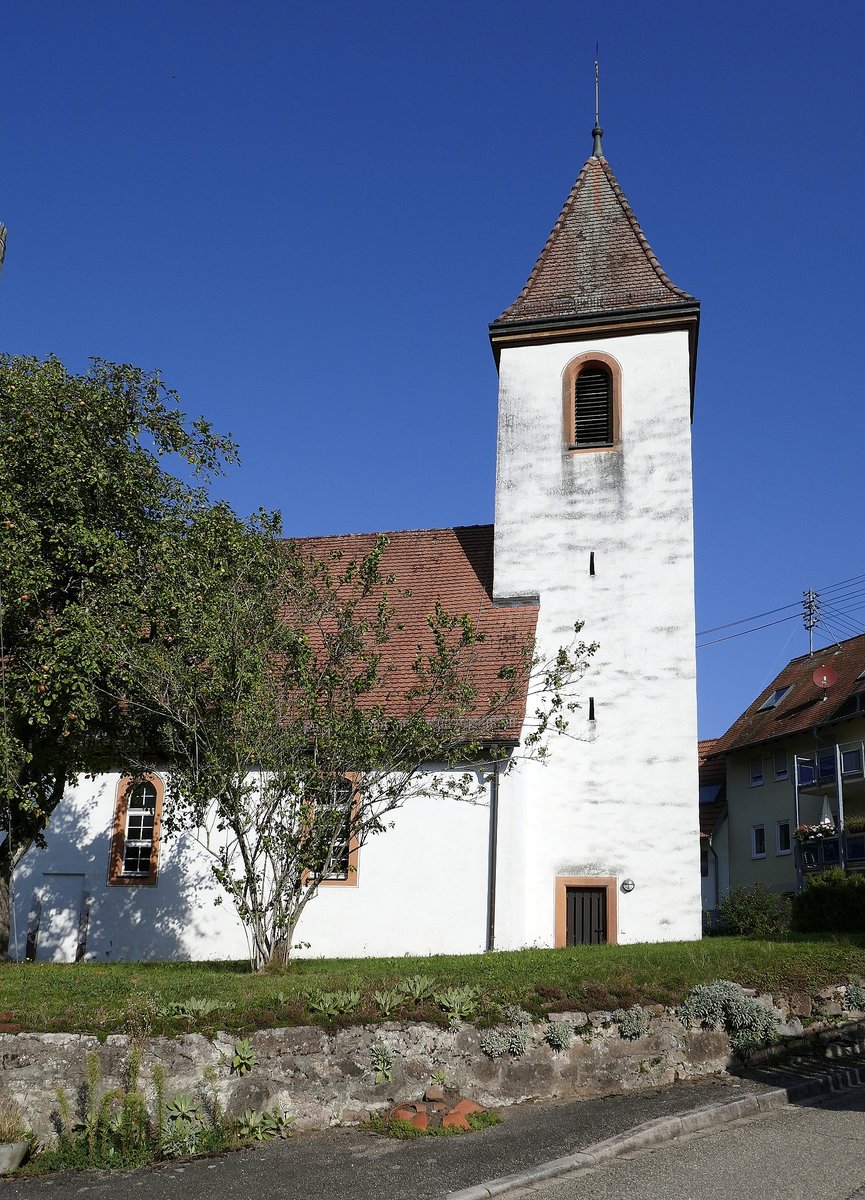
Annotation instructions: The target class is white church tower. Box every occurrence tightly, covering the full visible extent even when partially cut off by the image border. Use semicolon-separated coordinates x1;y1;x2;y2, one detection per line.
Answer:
490;122;702;947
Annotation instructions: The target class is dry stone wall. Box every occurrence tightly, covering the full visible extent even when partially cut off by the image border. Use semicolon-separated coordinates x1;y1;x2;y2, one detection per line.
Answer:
1;988;861;1145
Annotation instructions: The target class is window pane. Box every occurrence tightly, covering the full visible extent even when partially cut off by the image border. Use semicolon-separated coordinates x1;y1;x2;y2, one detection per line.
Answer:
752;826;766;856
777;822;791;853
846;835;865;861
774;749;788;780
750;755;764;785
128;782;156;811
797;759;816;785
818;751;835;781
123;844;151;874
823;838;840;865
841;748;863;776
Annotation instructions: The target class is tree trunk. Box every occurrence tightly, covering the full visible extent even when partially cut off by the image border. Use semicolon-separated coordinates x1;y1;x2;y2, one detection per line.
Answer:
267;936;292;971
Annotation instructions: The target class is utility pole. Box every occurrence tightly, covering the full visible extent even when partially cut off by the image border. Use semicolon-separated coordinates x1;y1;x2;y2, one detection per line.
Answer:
802;589;820;656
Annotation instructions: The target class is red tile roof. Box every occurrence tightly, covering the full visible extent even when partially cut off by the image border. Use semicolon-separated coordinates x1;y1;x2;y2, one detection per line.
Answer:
492;155;696;326
712;633;865;757
294;525;539;743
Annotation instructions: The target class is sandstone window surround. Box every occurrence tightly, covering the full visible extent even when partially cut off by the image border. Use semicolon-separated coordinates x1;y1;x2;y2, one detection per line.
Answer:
108;773;164;886
562;351;621;453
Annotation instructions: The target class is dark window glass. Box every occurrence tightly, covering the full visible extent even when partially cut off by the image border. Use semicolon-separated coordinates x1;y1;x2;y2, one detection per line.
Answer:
841;748;863;776
823;838;841;865
846;834;865;861
817;750;836;781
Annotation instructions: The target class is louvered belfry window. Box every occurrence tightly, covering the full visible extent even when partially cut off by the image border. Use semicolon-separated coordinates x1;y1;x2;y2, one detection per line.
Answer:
573;366;613;447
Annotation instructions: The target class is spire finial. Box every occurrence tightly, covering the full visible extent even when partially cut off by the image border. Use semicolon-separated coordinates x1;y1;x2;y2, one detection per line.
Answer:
592;49;604;158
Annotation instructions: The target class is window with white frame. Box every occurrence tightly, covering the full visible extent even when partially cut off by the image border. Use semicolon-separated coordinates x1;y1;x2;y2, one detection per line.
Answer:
317;777;358;885
776;820;792;855
751;825;767;858
750;753;764;787
773;748;788;781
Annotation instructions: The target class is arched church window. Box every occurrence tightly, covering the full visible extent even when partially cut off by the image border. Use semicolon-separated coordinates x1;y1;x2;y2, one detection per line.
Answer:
562;353;621;452
108;774;163;886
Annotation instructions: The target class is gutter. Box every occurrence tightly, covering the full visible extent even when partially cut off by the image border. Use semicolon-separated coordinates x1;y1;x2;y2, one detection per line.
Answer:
485;761;499;952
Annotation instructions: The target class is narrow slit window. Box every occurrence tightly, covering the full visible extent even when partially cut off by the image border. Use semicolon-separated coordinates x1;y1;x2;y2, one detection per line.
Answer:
573;366;613;448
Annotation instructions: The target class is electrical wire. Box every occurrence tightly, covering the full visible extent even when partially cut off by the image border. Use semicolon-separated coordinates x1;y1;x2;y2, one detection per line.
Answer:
696;570;865;648
696;611;800;648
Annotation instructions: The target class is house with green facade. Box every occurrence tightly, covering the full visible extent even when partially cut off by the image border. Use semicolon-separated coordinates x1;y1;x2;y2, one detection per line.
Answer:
709;633;865;905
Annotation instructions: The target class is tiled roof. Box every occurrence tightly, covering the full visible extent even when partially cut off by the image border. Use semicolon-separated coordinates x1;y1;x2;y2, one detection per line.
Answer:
294;525;538;743
492;155;696;327
712;633;865;757
698;739;726;840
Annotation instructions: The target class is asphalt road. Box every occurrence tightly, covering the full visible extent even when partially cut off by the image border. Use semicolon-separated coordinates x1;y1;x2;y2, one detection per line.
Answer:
0;1076;769;1200
504;1085;865;1200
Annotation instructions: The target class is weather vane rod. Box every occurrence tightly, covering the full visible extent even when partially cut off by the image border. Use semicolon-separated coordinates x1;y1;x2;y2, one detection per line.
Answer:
592;47;604;157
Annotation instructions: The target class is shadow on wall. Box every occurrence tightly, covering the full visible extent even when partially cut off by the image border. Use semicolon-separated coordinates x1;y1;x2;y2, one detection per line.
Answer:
11;789;225;963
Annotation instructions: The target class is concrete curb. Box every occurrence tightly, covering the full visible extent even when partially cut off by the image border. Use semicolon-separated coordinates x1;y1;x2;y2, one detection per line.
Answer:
443;1063;865;1200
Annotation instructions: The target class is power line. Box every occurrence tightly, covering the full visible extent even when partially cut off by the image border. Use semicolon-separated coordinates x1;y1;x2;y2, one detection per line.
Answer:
696;570;865;643
696;612;800;648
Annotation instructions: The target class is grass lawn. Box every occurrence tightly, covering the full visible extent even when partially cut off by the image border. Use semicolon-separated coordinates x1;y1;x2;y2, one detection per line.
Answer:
2;936;864;1037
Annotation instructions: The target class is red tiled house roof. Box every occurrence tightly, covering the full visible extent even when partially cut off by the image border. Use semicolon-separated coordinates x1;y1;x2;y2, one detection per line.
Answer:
712;633;865;757
491;154;696;327
293;525;539;743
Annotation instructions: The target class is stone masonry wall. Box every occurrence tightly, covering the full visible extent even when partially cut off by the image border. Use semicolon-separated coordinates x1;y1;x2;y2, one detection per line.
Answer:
1;987;860;1145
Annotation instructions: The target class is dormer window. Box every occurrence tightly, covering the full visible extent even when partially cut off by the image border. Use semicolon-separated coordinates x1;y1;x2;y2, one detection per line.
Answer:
562;352;621;452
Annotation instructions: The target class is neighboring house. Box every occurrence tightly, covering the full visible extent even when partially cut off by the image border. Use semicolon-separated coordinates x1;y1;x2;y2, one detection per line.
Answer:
12;124;704;962
710;633;865;899
698;739;728;921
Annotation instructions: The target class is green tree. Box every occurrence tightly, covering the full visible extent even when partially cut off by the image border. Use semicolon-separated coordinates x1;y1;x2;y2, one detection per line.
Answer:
0;355;236;957
127;513;596;969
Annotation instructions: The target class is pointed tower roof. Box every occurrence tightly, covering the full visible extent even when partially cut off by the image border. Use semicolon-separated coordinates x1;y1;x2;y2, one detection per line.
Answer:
491;151;696;330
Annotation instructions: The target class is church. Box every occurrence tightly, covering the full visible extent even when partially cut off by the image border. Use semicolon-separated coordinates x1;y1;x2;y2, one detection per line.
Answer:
12;124;703;962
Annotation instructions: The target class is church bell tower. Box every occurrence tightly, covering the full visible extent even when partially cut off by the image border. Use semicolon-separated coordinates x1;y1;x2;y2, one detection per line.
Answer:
489;124;702;947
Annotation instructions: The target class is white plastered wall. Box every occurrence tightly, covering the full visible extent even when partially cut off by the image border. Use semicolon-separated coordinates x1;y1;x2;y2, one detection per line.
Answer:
492;329;702;947
11;768;492;962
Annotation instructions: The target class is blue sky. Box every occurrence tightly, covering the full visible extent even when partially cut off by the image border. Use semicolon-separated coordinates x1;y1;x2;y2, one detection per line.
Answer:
2;1;863;739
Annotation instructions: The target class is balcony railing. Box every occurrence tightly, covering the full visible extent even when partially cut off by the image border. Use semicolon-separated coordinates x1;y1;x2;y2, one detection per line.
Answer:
797;740;865;788
799;831;865;873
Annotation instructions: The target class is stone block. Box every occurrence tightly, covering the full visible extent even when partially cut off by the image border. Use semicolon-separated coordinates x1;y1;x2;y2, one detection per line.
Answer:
788;991;813;1018
588;1011;611;1028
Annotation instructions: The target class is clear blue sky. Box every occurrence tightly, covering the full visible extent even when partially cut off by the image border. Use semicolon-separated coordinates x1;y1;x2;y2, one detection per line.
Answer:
2;1;863;739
